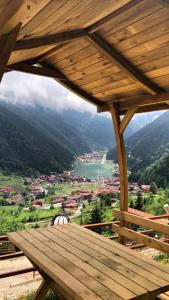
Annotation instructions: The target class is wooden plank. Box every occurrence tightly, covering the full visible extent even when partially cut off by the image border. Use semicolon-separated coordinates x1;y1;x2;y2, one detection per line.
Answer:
96;0;163;36
70;224;169;276
119;106;137;135
14;29;87;51
98;91;169;113
110;103;128;212
30;228;137;300
7;231;102;300
44;226;160;295
104;7;169;45
18;0;68;39
0;266;35;279
112;224;169;254
86;33;162;95
0;0;51;34
19;230;121;300
40;60;104;107
7;63;66;80
88;0;140;33
0;23;21;83
56;224;169;292
113;209;169;236
119;91;169;111
106;19;169;55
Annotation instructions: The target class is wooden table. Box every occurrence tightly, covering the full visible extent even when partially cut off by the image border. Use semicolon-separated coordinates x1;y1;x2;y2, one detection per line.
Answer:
7;223;169;300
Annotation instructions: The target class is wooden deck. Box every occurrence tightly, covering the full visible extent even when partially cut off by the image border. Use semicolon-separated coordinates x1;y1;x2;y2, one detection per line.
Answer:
7;223;169;300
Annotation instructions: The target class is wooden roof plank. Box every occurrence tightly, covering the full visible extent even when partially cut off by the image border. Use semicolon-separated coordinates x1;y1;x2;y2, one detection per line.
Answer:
40;60;103;107
86;32;163;95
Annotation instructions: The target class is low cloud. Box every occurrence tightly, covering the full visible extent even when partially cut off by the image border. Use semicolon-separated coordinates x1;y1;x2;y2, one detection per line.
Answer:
0;71;96;114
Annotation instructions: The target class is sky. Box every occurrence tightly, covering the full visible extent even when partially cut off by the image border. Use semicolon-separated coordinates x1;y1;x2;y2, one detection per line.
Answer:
0;71;96;114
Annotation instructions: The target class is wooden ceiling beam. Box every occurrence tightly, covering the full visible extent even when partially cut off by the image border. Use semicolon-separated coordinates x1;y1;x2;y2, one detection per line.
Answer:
98;92;169;113
87;33;162;95
0;23;21;83
40;61;104;108
14;29;86;51
119;91;169;110
7;63;66;80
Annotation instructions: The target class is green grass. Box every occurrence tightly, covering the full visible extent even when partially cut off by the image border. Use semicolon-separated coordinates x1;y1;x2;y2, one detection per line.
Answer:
73;199;116;225
0;172;25;192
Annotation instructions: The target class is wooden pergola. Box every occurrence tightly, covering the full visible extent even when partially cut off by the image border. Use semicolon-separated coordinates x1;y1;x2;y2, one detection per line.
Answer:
1;0;169;241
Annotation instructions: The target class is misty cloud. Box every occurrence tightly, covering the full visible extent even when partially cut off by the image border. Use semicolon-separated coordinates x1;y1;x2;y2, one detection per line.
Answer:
0;71;96;114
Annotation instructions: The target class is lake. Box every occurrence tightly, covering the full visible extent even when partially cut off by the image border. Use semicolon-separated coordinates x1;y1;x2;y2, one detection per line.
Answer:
72;161;115;180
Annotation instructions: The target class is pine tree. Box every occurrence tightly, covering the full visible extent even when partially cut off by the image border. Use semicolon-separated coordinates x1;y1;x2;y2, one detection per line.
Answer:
150;182;158;194
88;206;103;233
135;191;143;211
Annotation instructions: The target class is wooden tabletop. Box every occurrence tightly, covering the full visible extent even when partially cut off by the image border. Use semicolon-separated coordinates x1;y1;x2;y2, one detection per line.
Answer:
7;223;169;300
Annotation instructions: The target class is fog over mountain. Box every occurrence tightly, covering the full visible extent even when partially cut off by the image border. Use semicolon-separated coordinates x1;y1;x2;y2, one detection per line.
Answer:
0;71;164;176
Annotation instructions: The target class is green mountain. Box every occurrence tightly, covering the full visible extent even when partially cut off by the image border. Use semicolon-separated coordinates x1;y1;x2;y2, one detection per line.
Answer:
107;110;169;186
0;100;160;176
140;144;169;187
0;103;90;175
60;109;158;150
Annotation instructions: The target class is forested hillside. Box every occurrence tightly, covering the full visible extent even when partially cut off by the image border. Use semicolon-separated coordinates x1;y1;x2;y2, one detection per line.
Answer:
0;103;90;175
0;100;160;176
107;110;169;187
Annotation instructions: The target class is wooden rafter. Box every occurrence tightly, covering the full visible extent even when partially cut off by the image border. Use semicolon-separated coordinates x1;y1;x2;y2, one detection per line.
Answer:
40;61;103;107
97;91;169;113
119;106;138;135
7;63;66;80
14;29;86;51
0;23;21;82
86;32;162;95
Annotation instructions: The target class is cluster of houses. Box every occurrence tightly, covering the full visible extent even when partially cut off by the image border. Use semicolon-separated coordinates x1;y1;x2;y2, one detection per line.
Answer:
0;171;151;212
75;151;105;163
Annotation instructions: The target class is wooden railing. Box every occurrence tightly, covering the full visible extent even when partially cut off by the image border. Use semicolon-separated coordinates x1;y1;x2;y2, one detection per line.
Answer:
112;209;169;253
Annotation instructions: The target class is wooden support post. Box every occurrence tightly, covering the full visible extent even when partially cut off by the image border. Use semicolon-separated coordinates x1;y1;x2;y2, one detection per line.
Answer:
119;106;138;135
0;23;21;83
32;280;50;300
110;103;128;244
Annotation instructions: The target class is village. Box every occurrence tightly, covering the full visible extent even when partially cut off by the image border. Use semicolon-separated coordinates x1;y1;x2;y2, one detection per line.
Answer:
0;169;152;227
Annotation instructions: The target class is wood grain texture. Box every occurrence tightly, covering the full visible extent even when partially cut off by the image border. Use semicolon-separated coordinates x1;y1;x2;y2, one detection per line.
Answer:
7;224;169;299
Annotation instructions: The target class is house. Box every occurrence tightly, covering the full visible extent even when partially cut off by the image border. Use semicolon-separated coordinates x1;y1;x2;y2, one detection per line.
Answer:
65;202;78;209
80;192;92;200
32;200;42;207
53;197;64;204
141;185;150;192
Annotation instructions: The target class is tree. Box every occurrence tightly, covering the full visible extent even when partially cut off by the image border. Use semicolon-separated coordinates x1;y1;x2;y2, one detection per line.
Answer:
135;191;143;211
150;182;158;194
130;199;134;208
88;207;103;233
